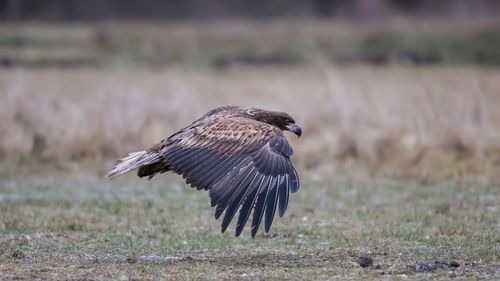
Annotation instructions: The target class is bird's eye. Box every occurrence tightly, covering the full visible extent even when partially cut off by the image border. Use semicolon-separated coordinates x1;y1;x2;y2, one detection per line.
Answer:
285;119;291;124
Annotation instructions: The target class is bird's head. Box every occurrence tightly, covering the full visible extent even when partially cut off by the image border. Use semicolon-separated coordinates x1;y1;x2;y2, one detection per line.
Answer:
250;109;302;137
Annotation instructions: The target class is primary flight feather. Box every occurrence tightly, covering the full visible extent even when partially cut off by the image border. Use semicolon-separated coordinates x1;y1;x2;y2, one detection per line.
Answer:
107;106;301;237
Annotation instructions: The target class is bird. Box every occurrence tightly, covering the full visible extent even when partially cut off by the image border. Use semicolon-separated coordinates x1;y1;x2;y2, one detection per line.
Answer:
106;106;301;237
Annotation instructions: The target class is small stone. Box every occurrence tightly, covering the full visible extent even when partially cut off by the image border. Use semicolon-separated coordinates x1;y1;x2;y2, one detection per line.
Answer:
357;256;373;268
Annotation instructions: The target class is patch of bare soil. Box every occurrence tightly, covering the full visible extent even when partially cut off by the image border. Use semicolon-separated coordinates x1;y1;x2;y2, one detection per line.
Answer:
410;260;500;277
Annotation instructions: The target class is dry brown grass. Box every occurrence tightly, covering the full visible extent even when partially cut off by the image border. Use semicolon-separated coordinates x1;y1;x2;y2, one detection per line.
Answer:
1;64;500;177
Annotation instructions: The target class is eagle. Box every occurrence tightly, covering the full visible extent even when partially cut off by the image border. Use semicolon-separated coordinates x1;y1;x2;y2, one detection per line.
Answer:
106;106;301;237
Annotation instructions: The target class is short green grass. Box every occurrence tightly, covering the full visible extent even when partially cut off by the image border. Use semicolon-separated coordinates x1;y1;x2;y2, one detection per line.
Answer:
1;171;499;280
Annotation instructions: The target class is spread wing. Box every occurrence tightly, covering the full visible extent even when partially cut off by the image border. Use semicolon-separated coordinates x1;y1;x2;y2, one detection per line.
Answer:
158;117;299;237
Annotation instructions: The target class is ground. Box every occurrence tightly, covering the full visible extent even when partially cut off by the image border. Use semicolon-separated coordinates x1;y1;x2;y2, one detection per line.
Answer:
1;169;499;280
1;20;500;280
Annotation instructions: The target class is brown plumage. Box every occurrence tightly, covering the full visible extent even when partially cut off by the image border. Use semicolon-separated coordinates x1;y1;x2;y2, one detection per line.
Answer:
107;106;301;237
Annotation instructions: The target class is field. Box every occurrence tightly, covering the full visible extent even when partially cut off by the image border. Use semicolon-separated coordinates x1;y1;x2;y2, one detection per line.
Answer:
1;21;500;280
1;170;499;280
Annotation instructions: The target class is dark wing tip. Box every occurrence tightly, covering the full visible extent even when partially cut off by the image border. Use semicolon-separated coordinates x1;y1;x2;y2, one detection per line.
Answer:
288;162;300;193
220;173;261;234
250;178;274;238
264;178;280;233
278;175;289;217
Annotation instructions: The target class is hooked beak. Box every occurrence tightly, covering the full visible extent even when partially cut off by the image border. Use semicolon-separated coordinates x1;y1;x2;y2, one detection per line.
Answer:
286;123;302;138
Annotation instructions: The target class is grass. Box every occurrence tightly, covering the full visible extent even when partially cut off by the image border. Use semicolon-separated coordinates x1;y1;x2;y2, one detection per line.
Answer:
1;20;500;279
2;65;500;178
1;20;500;68
2;21;500;176
0;171;499;280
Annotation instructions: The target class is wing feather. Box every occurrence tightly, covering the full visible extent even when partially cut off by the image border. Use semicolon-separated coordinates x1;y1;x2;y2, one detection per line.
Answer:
210;159;253;207
198;156;245;190
221;172;262;233
156;116;298;237
186;152;227;186
181;149;218;178
251;176;276;238
235;176;270;237
289;163;300;193
215;167;257;220
235;183;260;237
173;148;209;171
264;179;280;233
278;175;289;217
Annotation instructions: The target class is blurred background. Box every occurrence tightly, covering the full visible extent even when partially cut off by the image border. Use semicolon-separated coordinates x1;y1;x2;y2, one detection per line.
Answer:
1;0;500;180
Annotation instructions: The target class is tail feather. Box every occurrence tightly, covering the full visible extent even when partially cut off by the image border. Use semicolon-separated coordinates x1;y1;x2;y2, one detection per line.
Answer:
106;150;162;179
